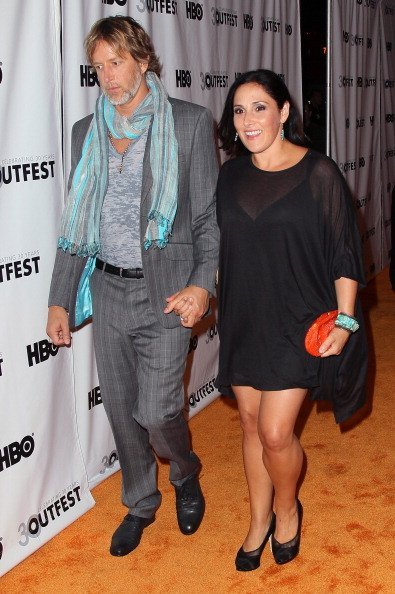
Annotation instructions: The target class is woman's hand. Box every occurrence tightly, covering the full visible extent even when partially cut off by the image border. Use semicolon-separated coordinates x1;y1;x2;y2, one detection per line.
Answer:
319;326;350;357
164;286;209;328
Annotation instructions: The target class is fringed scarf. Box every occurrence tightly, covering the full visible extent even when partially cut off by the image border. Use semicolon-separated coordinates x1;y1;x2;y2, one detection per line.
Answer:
58;72;178;256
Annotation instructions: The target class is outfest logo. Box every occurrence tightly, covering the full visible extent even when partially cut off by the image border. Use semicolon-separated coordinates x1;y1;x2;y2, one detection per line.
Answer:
0;157;55;187
211;6;238;27
345;115;375;129
188;377;216;408
200;70;229;90
18;484;82;546
342;30;372;48
338;75;376;88
339;156;366;173
261;17;281;33
0;253;40;284
136;0;178;14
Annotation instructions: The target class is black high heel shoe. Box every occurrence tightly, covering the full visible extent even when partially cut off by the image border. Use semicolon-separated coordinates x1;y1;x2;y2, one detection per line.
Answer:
271;499;303;565
235;513;276;571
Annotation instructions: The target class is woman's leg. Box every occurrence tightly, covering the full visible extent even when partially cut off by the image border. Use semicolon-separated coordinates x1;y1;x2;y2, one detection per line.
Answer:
232;385;274;551
258;388;307;543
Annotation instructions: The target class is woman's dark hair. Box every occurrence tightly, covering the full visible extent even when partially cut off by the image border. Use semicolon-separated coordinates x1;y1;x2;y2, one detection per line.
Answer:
217;69;308;157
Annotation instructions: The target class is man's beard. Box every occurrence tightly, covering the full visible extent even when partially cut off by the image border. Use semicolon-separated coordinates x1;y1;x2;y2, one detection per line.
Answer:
105;71;143;106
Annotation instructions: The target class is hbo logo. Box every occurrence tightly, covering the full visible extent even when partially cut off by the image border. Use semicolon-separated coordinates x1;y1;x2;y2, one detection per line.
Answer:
0;436;35;472
186;1;203;20
175;69;192;88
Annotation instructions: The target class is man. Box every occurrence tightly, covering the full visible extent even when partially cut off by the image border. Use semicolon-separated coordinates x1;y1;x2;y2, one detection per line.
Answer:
46;16;218;557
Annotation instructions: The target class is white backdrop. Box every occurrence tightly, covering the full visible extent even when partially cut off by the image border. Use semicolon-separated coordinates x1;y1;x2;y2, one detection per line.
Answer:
0;0;302;575
0;0;95;577
329;0;395;279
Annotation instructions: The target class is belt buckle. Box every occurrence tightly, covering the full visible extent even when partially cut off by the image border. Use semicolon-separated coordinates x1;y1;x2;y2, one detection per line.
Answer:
119;267;123;277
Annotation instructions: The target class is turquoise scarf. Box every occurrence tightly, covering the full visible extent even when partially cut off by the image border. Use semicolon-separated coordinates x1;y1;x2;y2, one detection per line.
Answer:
58;72;179;255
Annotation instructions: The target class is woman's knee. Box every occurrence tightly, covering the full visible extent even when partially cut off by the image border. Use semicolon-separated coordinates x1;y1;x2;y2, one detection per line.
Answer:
238;408;259;436
259;424;294;453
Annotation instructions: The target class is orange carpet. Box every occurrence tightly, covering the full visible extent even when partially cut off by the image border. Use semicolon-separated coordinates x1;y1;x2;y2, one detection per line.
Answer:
2;269;394;594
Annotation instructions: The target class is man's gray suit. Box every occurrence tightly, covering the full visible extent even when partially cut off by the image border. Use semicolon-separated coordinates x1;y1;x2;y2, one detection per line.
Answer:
49;98;219;517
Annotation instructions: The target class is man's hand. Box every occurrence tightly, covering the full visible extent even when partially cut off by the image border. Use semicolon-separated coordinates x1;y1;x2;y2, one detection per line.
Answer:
164;286;209;328
46;306;71;346
319;327;350;357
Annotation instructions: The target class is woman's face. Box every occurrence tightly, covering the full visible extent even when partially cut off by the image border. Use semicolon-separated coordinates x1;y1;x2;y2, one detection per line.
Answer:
233;82;289;154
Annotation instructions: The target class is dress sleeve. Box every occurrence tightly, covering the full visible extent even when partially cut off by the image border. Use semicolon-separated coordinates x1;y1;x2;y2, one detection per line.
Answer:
310;156;366;286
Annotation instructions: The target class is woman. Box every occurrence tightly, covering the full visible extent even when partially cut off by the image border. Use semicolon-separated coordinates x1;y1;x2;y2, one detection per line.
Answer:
215;70;367;571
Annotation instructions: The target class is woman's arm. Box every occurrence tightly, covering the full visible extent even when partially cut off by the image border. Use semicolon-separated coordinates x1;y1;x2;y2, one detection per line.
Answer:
319;277;358;357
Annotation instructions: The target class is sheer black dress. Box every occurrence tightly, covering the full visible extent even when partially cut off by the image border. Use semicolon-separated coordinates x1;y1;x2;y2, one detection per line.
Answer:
215;150;368;423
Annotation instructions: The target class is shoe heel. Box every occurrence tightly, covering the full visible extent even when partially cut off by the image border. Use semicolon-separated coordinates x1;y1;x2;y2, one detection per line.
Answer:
235;513;276;572
271;499;303;565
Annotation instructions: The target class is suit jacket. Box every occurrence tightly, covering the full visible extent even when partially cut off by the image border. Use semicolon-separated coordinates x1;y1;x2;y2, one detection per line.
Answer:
49;98;219;329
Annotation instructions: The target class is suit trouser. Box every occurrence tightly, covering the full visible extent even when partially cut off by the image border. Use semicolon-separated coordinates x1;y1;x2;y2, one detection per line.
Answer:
90;268;200;519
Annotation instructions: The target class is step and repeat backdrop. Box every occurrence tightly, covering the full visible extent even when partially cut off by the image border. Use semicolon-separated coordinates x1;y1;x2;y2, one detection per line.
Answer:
0;0;302;575
329;0;395;280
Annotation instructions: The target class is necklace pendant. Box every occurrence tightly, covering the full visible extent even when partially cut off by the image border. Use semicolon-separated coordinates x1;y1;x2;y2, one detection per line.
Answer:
108;130;129;174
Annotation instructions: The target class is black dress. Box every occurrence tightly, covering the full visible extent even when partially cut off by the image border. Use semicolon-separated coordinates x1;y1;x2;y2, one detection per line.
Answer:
215;150;368;423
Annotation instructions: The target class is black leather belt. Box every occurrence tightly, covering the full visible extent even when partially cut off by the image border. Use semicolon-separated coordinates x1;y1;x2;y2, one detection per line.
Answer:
96;258;144;279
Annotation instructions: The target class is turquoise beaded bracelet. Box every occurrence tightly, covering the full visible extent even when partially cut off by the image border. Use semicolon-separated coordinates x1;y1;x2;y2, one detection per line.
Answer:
334;312;360;333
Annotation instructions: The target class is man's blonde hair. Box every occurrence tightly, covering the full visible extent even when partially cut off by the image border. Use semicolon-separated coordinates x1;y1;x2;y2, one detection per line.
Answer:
85;15;161;75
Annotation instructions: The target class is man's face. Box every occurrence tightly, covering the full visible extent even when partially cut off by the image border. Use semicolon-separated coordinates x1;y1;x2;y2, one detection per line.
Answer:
91;40;149;113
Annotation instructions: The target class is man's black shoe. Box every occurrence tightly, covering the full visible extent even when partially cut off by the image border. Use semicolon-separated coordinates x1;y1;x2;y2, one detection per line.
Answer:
110;514;154;556
175;475;205;535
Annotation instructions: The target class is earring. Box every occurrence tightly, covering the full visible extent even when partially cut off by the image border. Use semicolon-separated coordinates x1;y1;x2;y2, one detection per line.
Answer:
280;127;285;141
234;132;238;142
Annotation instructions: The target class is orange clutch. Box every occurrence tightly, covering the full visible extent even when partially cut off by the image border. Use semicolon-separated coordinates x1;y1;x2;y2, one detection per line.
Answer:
304;310;338;357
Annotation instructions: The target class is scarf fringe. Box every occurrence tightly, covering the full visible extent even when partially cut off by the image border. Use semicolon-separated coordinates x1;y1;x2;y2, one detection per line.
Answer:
58;237;100;257
143;210;173;250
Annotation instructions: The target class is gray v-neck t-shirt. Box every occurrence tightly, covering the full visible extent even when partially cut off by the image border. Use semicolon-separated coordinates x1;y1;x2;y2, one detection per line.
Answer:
99;128;149;268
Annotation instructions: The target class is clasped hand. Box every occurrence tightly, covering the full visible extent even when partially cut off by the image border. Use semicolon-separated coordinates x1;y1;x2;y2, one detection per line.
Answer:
164;285;209;328
318;326;350;357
